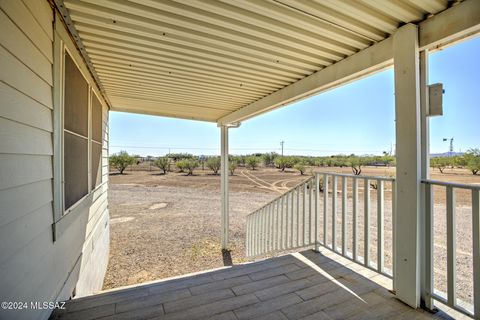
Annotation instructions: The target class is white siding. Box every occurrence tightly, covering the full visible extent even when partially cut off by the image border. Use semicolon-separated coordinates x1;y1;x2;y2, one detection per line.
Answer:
0;1;109;319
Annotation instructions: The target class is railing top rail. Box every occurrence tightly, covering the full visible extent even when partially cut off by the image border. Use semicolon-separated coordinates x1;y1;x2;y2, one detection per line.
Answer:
246;175;315;218
316;172;395;182
422;179;480;191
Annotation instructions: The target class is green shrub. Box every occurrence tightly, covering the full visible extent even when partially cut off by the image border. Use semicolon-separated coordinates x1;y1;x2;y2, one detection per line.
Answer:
184;159;199;176
198;156;206;170
236;155;247;167
294;162;306;175
464;148;480;175
246;156;260;170
229;161;238;175
262;152;278;167
274;156;295;171
154;157;170;174
347;157;367;175
109;151;135;174
176;159;188;173
430;157;449;173
206;157;221;175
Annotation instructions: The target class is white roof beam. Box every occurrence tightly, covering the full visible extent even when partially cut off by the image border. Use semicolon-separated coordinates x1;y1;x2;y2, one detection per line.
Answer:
419;0;480;50
218;37;393;125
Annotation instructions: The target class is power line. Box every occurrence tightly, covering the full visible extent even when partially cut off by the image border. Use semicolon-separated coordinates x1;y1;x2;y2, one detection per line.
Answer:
110;145;386;153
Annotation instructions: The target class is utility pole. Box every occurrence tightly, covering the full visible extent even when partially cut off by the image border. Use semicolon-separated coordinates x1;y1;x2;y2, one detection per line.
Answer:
280;141;284;156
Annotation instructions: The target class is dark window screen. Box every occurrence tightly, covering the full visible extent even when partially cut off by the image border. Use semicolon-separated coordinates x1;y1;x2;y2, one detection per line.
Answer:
91;93;102;143
91;142;102;189
64;132;88;209
64;52;89;210
64;53;88;136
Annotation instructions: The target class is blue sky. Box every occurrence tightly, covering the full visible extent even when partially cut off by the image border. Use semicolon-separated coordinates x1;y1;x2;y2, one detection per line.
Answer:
110;36;479;157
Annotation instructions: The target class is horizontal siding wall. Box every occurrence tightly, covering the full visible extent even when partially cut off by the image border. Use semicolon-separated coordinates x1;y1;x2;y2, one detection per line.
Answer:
0;1;109;319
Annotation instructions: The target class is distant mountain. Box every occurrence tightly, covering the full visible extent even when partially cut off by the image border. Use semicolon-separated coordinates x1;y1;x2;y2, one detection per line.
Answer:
430;152;464;158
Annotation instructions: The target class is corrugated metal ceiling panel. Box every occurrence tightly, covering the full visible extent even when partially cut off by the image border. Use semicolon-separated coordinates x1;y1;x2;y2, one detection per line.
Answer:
61;0;452;122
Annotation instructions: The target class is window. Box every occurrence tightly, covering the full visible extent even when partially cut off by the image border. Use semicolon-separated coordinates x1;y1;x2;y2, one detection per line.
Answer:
63;52;89;209
91;92;103;189
62;51;104;211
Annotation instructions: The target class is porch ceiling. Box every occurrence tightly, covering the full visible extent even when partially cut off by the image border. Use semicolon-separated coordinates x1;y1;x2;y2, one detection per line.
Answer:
58;0;455;123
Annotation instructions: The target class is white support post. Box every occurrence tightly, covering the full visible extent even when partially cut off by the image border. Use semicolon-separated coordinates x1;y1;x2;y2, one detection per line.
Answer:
393;23;422;308
220;126;229;250
419;49;433;310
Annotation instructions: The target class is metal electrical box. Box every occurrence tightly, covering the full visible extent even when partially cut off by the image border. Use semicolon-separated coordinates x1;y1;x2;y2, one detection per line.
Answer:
428;83;444;116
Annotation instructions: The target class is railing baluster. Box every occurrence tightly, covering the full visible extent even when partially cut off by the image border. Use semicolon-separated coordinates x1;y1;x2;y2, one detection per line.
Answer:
265;204;269;252
262;207;267;254
297;186;300;248
315;174;319;251
251;213;255;256
377;179;384;273
303;182;307;246
353;177;359;262
424;182;434;310
285;192;290;249
332;176;337;252
446;186;456;307
309;179;313;245
280;194;285;250
252;212;257;256
269;204;274;252
275;200;280;250
263;205;269;253
257;209;262;255
290;190;294;249
342;176;347;256
256;211;261;256
246;216;250;256
364;178;370;267
324;174;329;247
472;189;480;318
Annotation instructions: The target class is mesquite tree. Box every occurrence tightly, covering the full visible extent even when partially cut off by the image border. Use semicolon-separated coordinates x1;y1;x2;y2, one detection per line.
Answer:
109;151;136;174
154;157;170;174
206;157;221;175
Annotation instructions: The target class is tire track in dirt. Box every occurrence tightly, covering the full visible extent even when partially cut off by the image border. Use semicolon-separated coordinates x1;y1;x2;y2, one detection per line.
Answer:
241;170;285;193
241;170;308;194
277;177;306;189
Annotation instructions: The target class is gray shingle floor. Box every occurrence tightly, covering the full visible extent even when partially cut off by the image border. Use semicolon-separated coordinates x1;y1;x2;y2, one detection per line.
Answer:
50;249;463;320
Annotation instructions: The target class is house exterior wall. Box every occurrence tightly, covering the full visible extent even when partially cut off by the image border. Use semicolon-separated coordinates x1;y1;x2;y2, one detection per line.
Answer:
0;1;110;319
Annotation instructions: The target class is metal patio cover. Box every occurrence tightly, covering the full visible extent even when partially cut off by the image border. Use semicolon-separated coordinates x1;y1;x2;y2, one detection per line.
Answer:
58;0;469;123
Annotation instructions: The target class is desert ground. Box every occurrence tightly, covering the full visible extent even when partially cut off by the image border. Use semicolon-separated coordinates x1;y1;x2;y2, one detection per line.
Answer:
103;164;479;308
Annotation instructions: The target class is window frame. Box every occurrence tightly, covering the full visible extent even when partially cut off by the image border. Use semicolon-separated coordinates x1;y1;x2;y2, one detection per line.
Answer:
62;48;91;212
52;16;108;241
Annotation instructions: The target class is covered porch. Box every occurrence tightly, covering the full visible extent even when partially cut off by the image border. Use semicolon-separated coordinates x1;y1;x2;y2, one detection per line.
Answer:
51;249;457;320
54;0;480;317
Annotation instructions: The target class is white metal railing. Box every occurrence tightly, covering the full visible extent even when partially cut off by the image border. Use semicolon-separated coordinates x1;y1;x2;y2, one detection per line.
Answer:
246;172;396;279
422;179;480;318
246;176;315;257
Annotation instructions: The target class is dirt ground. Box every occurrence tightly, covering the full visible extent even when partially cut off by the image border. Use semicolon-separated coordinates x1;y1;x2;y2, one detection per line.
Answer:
103;167;308;290
103;165;479;308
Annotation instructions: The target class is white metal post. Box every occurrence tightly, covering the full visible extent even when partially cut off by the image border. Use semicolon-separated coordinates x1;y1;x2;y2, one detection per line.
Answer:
472;190;480;319
419;49;433;310
393;23;422;308
220;125;229;250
